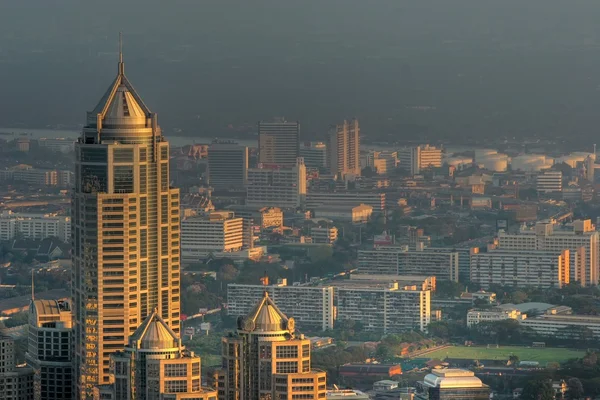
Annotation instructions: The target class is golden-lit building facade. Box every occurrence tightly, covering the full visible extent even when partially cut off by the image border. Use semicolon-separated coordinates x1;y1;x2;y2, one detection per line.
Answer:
218;292;326;400
72;49;181;398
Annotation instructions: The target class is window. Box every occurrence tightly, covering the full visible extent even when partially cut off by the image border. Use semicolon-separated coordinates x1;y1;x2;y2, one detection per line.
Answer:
276;345;298;359
114;166;134;193
113;148;134;163
276;361;298;374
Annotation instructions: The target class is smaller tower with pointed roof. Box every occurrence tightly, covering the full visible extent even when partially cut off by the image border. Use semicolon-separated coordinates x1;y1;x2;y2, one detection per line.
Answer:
218;292;326;400
96;310;216;400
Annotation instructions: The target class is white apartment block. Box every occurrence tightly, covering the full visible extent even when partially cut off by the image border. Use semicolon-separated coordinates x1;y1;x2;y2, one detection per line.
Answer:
497;219;599;286
0;211;70;242
181;211;244;261
537;170;562;193
246;157;306;209
334;281;431;333
227;281;334;331
358;246;459;281
306;191;386;212
466;307;525;327
311;227;338;244
470;249;570;289
0;165;58;186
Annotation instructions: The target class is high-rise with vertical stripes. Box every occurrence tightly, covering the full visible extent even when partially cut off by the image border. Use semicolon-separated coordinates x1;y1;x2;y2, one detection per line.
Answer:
258;118;300;167
71;49;181;399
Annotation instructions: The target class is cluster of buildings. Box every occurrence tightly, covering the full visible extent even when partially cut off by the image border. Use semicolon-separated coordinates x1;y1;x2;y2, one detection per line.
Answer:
0;164;73;187
0;210;70;242
227;275;433;334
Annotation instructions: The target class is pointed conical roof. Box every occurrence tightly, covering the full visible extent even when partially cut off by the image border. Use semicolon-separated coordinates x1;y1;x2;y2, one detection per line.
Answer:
129;309;180;350
244;292;290;332
87;46;152;128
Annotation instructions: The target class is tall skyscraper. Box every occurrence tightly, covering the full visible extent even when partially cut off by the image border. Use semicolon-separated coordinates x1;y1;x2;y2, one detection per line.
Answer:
27;299;73;400
72;47;181;398
328;119;360;176
96;310;217;400
258;118;300;167
207;141;248;189
217;292;327;400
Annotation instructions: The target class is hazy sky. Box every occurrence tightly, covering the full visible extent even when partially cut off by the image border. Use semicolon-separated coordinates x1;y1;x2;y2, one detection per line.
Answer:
2;1;600;145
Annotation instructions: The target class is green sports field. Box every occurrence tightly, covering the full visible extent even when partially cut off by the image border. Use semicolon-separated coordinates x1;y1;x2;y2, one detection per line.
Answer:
422;346;585;364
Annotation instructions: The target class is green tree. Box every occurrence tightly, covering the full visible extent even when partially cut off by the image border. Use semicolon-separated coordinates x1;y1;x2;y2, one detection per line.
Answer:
508;354;520;367
566;378;584;400
520;379;555;400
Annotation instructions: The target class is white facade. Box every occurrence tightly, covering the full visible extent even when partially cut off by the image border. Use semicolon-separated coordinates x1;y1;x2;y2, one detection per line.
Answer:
227;282;335;331
520;313;600;339
0;211;70;242
470;249;570;289
466;307;525;327
246;157;307;209
334;282;431;333
497;220;599;286
181;211;244;261
537;171;562;193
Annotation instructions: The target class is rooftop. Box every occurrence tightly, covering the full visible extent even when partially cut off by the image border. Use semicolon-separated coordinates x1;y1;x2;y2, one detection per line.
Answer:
422;369;485;389
129;309;181;350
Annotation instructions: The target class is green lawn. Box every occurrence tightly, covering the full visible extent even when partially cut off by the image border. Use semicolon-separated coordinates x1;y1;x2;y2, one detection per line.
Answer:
422;346;585;364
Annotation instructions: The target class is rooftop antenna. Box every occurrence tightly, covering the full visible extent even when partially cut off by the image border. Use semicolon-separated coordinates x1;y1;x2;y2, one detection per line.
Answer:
118;32;124;75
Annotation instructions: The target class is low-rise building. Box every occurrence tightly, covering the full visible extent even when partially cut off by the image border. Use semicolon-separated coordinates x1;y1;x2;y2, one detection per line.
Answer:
181;211;245;261
339;364;401;379
416;369;490;400
0;211;70;242
314;204;373;223
470;249;570;289
307;190;386;212
327;389;369;400
467;306;526;327
349;274;436;292
226;205;283;228
374;380;399;391
520;312;600;339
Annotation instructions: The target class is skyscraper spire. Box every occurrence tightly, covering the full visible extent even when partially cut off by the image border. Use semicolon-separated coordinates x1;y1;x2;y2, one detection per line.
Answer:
118;32;124;76
31;269;34;301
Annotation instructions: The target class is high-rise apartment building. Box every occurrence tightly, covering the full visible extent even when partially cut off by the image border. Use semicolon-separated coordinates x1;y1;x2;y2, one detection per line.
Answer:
227;281;335;331
333;280;431;333
0;336;34;400
207;141;248;189
328;119;360;176
258;118;300;167
246;158;307;209
537;170;562;193
27;299;73;400
300;142;327;169
97;310;217;400
497;220;599;285
470;249;570;289
217;292;327;400
398;145;442;175
358;246;459;281
71;51;181;397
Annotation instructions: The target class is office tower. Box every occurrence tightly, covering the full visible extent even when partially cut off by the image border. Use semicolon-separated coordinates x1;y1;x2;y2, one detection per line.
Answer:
416;369;490;400
333;280;431;333
470;249;570;289
0;336;34;400
27;299;73;400
97;310;217;400
207;141;248;189
218;292;327;400
181;211;245;261
497;220;599;286
328;119;360;176
398;145;442;175
246;157;307;209
72;49;181;397
300;142;327;168
258;118;300;167
537;170;562;193
227;281;335;331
